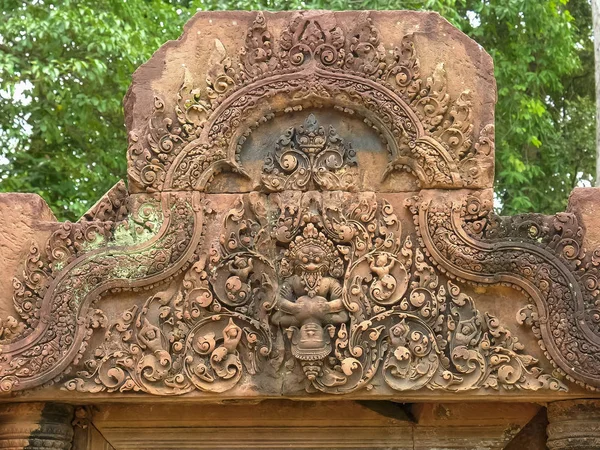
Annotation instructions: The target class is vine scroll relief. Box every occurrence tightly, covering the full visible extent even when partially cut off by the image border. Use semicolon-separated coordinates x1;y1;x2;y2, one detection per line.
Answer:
127;10;494;194
65;192;567;395
2;113;600;395
2;11;600;397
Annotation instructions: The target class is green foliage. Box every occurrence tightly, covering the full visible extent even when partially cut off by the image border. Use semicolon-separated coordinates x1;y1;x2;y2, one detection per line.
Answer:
460;0;596;214
0;0;595;219
0;0;190;219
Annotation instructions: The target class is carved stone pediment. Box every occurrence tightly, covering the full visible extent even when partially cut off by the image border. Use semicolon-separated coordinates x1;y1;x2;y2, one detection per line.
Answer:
126;10;494;194
1;10;600;401
62;191;565;396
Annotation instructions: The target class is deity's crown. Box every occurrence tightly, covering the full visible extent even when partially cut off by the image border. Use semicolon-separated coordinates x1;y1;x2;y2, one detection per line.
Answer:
281;223;343;277
289;223;335;256
292;114;327;154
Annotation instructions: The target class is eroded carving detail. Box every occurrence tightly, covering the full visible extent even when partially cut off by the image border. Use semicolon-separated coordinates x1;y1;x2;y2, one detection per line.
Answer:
1;193;203;392
409;192;600;390
7;9;598;398
80;180;129;223
239;12;277;80
279;13;345;68
128;11;487;193
262;114;357;191
69;192;563;395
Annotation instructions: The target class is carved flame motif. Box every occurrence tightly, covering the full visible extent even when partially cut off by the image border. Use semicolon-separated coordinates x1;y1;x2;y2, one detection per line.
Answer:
5;10;597;398
67;192;565;395
279;14;345;68
128;11;490;193
262;114;357;192
239;10;277;80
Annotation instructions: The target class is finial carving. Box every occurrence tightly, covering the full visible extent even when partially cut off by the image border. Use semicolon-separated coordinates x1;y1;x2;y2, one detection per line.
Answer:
262;114;357;192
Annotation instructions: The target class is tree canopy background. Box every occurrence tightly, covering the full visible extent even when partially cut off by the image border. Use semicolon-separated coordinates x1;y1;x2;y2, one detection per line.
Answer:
0;0;596;221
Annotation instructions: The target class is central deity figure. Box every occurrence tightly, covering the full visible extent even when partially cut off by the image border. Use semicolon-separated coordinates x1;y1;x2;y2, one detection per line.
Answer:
272;224;349;380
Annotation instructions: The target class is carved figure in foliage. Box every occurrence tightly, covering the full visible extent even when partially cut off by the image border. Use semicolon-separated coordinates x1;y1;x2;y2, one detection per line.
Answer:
367;253;398;301
211;318;243;364
225;256;254;303
272;223;348;379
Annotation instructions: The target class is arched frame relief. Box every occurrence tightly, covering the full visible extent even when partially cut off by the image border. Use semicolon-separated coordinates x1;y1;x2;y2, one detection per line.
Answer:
1;10;599;399
127;10;492;194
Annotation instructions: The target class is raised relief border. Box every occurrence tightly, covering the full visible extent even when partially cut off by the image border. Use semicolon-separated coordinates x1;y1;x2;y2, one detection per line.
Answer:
1;11;599;398
128;11;492;193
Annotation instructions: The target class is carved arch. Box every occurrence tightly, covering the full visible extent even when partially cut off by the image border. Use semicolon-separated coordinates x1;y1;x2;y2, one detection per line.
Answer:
6;10;580;399
411;193;600;390
128;11;491;194
164;69;462;191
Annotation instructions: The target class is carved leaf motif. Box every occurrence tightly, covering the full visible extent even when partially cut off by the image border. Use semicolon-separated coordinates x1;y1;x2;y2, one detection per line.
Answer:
408;192;600;389
5;13;581;398
126;12;488;193
68;192;567;395
239;12;276;80
262;114;357;192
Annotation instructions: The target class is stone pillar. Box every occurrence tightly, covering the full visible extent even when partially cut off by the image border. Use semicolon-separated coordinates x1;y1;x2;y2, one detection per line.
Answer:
547;400;600;449
0;403;74;450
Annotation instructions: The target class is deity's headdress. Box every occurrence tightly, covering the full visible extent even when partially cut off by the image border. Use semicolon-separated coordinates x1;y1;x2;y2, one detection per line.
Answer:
280;223;343;278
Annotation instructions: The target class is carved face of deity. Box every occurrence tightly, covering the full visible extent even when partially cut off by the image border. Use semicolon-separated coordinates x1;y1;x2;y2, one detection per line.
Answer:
296;244;329;274
294;242;335;295
281;223;343;296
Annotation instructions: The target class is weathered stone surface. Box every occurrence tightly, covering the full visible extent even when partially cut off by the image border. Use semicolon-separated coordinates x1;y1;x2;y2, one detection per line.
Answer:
125;10;496;193
0;9;600;406
0;402;74;450
547;400;600;449
505;408;548;450
568;187;600;249
88;400;539;449
0;194;57;328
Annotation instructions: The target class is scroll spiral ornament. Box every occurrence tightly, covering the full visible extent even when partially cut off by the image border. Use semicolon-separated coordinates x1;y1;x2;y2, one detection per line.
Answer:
2;10;587;397
128;11;491;194
0;193;204;392
409;193;600;390
262;114;357;192
67;192;565;395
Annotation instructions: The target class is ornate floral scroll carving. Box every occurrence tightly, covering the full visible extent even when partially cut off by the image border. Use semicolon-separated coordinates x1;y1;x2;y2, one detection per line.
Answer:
1;193;204;392
409;192;600;390
69;193;273;395
279;13;345;68
128;11;490;193
239;12;277;80
5;10;585;398
344;15;385;77
67;192;564;395
80;180;129;223
261;114;357;191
